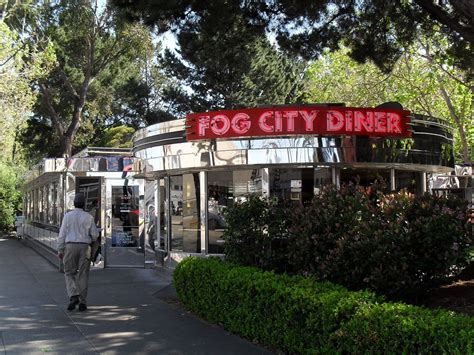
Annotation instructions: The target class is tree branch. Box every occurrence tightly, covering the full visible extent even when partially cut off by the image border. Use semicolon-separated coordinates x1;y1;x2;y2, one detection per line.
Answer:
39;83;64;137
437;76;471;164
414;0;473;44
418;53;468;88
0;42;27;68
58;67;79;100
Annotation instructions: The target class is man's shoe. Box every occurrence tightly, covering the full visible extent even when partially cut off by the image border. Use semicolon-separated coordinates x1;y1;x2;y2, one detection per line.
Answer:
67;296;79;311
78;303;87;312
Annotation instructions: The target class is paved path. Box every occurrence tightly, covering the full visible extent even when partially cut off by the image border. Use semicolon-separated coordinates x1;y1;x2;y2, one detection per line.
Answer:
0;236;272;354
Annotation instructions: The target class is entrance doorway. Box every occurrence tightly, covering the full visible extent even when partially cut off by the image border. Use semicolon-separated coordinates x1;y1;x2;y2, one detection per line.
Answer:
105;180;144;267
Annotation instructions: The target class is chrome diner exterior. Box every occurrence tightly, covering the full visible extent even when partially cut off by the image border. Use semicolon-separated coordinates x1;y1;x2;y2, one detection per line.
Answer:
132;103;455;267
22;148;150;269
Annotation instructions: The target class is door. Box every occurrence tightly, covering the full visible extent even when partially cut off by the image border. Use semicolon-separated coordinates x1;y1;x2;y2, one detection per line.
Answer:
105;179;144;267
76;177;103;267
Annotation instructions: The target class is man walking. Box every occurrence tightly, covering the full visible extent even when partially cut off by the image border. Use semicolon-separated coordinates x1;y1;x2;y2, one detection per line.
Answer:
58;193;99;311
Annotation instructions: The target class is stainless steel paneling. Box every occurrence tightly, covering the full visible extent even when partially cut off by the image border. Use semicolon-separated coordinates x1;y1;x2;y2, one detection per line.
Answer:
133;116;455;176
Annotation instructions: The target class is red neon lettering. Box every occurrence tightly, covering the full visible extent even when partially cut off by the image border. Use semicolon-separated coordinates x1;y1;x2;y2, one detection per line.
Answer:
388;113;402;133
285;111;298;132
354;111;374;132
327;110;344;131
211;115;231;135
275;111;283;132
259;111;274;133
187;106;410;140
345;111;353;131
300;110;319;131
374;112;387;133
231;113;251;135
198;116;210;136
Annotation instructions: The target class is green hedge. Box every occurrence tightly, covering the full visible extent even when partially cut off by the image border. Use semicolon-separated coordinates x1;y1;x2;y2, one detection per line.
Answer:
174;257;474;354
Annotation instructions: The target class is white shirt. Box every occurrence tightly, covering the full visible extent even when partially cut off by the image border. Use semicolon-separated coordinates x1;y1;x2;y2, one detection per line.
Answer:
58;208;99;252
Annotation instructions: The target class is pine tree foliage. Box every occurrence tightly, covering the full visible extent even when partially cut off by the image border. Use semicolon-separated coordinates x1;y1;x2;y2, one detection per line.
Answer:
111;0;472;77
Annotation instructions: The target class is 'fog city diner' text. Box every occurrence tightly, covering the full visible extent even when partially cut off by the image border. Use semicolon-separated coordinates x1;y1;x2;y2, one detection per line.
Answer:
186;107;411;140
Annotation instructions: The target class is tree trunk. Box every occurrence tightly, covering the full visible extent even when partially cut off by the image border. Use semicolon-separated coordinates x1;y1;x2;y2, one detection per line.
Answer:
59;135;73;158
438;79;472;165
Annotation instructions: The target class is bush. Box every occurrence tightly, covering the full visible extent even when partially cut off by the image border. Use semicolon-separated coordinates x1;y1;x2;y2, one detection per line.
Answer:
222;195;292;273
288;186;471;299
222;185;472;300
174;258;474;354
330;302;474;353
0;161;22;232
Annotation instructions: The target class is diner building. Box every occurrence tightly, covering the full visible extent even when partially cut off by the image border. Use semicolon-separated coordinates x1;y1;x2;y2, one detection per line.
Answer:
132;103;455;267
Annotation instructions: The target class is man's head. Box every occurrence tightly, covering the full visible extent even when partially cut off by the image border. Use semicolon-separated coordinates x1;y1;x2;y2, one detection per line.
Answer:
74;193;86;209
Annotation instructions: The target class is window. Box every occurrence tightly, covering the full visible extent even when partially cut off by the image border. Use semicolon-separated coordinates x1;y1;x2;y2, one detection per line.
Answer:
208;169;262;254
170;174;200;253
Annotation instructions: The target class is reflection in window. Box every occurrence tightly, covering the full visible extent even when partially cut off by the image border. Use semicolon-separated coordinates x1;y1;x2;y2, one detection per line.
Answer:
340;168;390;188
313;168;332;195
111;186;139;247
159;180;166;251
208;169;262;254
270;169;301;202
51;182;58;225
170;174;200;253
38;188;43;223
396;171;424;194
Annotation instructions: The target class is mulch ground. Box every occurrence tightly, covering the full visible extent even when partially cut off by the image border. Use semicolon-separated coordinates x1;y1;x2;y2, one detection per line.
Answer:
420;265;474;316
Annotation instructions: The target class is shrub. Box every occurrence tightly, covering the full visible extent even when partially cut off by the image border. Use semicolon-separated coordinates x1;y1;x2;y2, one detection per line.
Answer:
0;161;22;232
222;195;292;273
288;186;471;299
287;184;377;277
222;185;472;300
330;302;474;354
174;258;474;354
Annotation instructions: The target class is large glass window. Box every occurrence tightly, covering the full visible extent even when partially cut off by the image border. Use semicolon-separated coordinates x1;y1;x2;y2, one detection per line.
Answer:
313;167;332;195
38;187;44;223
158;179;167;251
396;171;424;194
270;169;300;202
270;168;316;204
340;168;390;188
208;171;231;254
44;185;49;224
51;182;58;225
208;169;262;254
170;174;200;253
33;189;36;222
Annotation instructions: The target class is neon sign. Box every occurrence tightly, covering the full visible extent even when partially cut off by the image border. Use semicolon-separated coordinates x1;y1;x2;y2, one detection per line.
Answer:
186;105;412;141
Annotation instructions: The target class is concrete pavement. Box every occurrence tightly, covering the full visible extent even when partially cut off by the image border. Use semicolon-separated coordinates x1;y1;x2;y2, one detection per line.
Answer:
0;236;272;354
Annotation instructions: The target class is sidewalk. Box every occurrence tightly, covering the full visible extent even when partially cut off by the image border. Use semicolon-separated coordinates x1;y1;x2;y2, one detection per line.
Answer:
0;236;272;354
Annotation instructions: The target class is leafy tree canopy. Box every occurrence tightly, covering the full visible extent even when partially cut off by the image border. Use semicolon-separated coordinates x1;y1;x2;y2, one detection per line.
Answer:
0;20;53;164
111;0;472;77
302;41;473;163
6;0;158;160
0;161;23;231
141;1;306;116
99;126;135;148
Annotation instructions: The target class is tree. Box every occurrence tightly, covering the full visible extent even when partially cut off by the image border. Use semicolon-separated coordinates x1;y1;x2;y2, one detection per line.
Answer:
109;41;176;126
301;43;473;164
0;20;52;163
0;9;52;226
8;1;152;158
111;0;472;77
161;35;305;116
99;126;135;148
150;0;306;115
0;161;22;231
